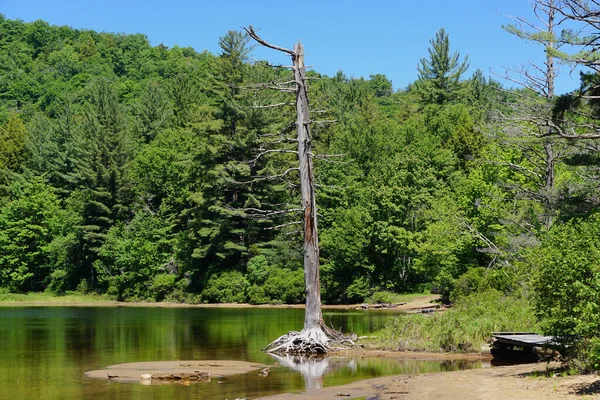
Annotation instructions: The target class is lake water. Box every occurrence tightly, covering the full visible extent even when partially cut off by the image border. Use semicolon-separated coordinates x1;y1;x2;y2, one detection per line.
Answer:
0;306;484;399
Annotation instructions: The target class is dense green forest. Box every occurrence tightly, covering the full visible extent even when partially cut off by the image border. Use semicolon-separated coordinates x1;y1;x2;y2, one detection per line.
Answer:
0;16;502;303
2;1;600;367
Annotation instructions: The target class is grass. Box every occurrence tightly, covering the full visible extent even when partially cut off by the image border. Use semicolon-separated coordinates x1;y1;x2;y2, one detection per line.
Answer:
526;366;579;378
0;290;111;304
372;290;540;353
365;290;435;304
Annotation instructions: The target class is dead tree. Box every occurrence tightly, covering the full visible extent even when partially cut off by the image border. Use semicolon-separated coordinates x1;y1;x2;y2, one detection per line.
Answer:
499;0;567;230
243;26;352;354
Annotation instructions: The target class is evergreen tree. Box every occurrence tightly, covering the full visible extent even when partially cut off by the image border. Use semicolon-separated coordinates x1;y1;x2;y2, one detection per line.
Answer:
135;80;172;143
416;28;469;105
74;78;135;287
0;113;28;179
24;101;83;197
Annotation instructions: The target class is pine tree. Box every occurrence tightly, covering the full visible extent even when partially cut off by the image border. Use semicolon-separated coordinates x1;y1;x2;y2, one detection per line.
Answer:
416;28;469;105
74;78;135;287
135;81;172;143
0;113;28;181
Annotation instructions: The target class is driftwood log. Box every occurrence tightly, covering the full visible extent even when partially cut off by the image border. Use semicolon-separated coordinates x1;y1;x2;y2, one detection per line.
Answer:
145;371;210;381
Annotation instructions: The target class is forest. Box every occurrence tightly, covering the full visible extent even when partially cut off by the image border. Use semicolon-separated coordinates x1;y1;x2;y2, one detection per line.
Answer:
2;0;600;369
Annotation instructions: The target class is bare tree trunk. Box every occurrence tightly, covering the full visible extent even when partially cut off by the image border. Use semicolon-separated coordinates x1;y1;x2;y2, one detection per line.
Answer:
502;0;561;231
244;26;350;353
543;141;555;229
293;42;323;332
543;1;556;230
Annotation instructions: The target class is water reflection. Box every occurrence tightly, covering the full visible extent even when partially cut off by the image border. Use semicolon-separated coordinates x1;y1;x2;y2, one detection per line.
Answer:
269;353;488;392
0;306;486;399
269;354;337;390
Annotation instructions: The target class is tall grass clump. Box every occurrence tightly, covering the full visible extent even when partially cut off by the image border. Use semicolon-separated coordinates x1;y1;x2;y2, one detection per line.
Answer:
376;290;539;352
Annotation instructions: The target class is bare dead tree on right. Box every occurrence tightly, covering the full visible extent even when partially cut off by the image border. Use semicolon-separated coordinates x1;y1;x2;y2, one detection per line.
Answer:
497;0;569;230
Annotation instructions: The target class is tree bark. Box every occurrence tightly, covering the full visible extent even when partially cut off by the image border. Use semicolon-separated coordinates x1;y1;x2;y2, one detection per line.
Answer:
244;26;345;353
543;1;556;230
293;42;323;332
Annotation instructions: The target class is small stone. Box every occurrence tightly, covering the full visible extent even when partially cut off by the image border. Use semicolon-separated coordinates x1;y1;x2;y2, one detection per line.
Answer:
139;374;152;380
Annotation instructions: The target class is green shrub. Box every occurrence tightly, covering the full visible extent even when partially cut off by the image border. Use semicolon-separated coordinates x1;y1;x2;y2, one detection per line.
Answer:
451;267;489;301
201;271;249;303
529;213;600;371
366;290;405;304
433;269;455;304
46;269;69;295
164;278;196;303
245;256;304;304
105;274;130;301
262;267;304;304
247;284;269;305
344;276;372;303
94;211;174;301
74;279;89;294
444;267;519;303
0;178;63;292
149;274;177;302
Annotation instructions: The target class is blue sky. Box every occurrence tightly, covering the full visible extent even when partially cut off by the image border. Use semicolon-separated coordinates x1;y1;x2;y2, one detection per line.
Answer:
0;0;581;94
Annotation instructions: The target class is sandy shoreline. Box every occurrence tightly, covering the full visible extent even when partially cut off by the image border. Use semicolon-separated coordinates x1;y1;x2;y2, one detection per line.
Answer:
0;294;440;312
83;350;600;399
256;362;600;400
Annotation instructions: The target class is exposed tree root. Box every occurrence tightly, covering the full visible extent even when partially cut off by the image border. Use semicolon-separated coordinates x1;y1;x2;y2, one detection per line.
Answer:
264;323;357;355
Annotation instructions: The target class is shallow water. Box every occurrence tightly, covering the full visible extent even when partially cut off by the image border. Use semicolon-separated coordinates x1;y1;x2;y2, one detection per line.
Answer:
0;306;483;399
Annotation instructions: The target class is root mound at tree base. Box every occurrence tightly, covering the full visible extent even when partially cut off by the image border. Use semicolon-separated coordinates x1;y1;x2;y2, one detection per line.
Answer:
264;325;357;355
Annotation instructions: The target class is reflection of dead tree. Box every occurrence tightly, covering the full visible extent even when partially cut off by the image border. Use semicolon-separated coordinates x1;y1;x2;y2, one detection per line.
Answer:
268;353;357;390
243;25;353;354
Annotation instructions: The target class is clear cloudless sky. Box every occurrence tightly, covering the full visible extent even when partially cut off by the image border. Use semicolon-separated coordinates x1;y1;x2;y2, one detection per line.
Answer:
0;0;582;94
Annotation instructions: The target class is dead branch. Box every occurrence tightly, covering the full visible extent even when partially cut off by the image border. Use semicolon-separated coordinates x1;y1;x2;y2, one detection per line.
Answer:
490;160;544;182
241;82;297;92
238;167;300;183
264;221;303;230
258;123;297;138
314;153;345;159
249;149;298;166
261;137;299;145
239;207;302;218
264;62;294;69
244;26;295;56
491;65;549;96
250;102;293;109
